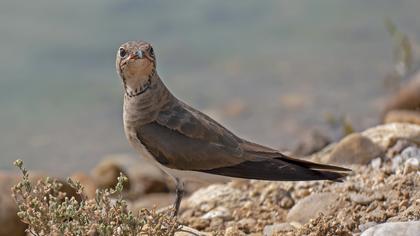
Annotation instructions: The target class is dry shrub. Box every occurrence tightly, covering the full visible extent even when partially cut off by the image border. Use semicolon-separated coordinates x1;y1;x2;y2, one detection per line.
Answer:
11;159;180;236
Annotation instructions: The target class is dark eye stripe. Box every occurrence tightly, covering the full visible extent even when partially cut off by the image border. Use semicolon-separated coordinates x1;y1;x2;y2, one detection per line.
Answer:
149;47;154;57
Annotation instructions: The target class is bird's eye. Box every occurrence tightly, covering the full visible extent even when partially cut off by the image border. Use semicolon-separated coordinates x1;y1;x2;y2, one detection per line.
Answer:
119;48;127;58
149;47;154;57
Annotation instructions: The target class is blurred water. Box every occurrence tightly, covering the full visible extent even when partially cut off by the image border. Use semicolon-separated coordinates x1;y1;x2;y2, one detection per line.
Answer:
1;0;419;175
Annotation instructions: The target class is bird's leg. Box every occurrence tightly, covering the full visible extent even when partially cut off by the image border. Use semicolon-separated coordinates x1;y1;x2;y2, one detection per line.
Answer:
173;178;184;217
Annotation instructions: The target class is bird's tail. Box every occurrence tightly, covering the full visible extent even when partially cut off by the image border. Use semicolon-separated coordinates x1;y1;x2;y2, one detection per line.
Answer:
204;154;351;182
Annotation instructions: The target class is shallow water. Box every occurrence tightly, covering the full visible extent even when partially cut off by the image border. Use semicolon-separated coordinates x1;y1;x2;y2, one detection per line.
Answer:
1;0;419;175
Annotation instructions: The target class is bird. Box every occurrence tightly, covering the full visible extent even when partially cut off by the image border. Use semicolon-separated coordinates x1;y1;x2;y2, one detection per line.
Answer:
115;40;351;216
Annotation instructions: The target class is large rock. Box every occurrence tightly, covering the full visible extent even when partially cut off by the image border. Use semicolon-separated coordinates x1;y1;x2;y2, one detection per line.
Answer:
95;155;170;200
323;133;383;165
184;184;242;209
361;123;420;149
361;221;420;236
310;123;420;165
286;192;339;224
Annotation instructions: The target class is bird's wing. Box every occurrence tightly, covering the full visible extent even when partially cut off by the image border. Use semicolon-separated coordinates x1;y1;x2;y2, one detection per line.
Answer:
137;100;350;181
136;101;247;170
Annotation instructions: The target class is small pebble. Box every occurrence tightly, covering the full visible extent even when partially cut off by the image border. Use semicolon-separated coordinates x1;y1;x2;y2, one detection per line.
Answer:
350;193;373;205
371;158;382;170
280;196;294;209
403;158;419;174
201;206;231;220
400;146;420;160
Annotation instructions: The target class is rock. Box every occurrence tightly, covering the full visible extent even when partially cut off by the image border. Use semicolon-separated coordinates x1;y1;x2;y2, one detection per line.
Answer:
185;184;242;209
349;193;373;205
97;155;170;200
286;192;339;224
263;223;295;235
70;172;97;199
293;129;331;156
384;110;420;125
279;196;294;209
371;158;382;170
224;226;246;236
175;226;211;236
91;159;130;190
400;146;420;160
324;133;383;165
361;221;420;236
387;139;413;157
362;123;420;149
0;172;26;236
236;218;257;233
201;206;231;220
404;158;419;174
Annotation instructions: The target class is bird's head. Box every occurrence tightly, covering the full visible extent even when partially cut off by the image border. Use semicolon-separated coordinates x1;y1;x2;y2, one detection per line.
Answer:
116;41;156;95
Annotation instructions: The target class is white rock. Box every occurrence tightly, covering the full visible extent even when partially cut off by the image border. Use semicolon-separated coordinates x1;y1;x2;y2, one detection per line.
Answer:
400;146;420;160
201;206;231;220
371;158;382;169
361;221;420;236
185;184;242;209
404;158;419;174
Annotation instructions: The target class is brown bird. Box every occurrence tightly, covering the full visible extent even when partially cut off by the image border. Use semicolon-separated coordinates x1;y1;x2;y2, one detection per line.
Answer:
116;41;351;216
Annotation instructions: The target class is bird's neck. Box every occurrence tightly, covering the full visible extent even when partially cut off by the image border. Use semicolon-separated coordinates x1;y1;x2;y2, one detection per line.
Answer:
123;72;173;125
124;69;155;97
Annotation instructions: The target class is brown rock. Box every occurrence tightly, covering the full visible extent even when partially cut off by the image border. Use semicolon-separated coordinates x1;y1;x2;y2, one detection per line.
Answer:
91;159;130;190
70;172;97;199
384;110;420;125
287;192;339;224
362;123;420;149
324;133;383;165
96;155;170;200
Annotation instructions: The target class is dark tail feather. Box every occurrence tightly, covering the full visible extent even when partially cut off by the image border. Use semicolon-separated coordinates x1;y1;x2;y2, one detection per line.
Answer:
203;157;351;182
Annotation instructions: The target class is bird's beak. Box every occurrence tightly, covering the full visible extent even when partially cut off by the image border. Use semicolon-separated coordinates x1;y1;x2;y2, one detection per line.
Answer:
127;54;140;61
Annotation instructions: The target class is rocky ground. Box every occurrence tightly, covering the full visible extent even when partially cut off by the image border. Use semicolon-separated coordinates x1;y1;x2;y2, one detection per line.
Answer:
1;123;419;236
177;123;420;236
